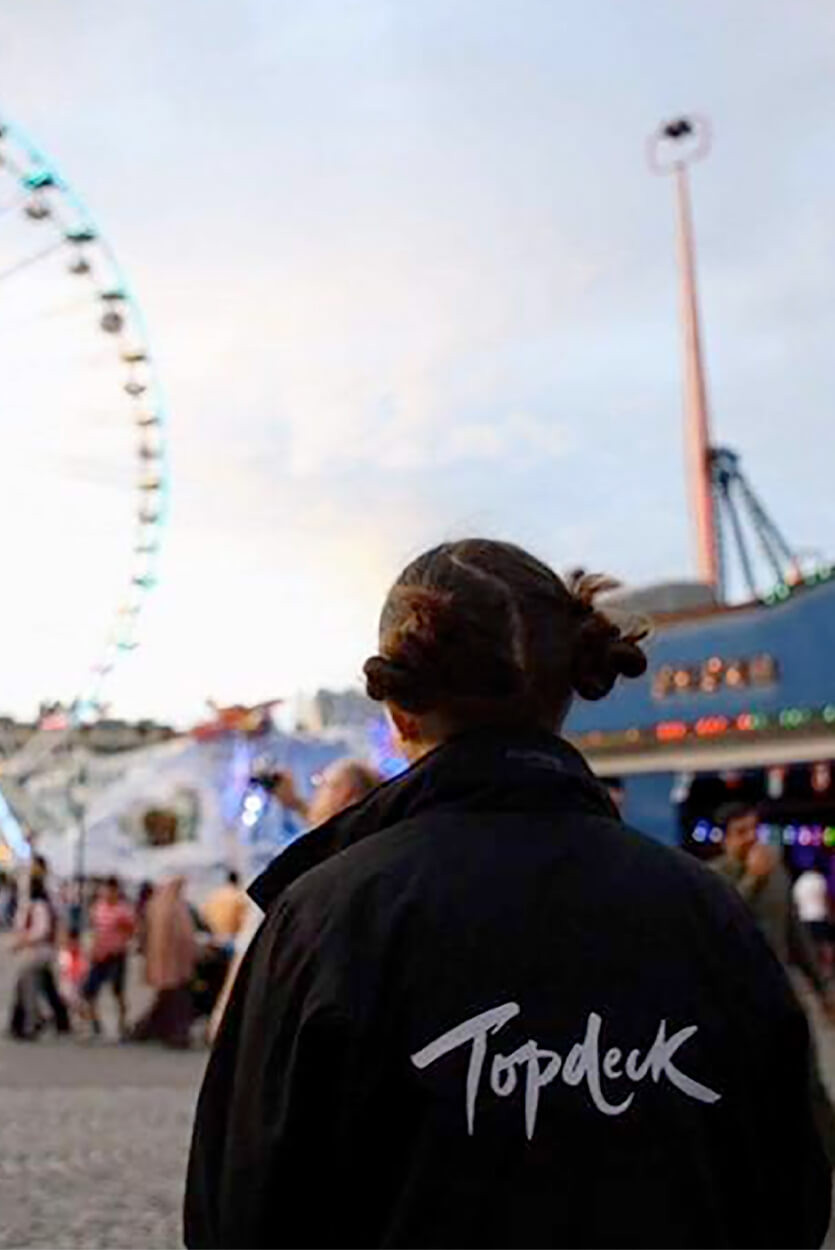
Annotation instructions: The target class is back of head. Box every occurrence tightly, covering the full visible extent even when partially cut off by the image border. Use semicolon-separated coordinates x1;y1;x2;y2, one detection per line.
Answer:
364;539;648;732
308;758;383;827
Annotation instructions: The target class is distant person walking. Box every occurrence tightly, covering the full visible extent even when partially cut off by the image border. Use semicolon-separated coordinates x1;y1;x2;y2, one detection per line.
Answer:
9;859;69;1039
80;876;135;1038
130;877;196;1048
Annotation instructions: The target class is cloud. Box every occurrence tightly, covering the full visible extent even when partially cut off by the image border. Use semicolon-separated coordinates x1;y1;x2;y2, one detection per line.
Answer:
0;0;834;723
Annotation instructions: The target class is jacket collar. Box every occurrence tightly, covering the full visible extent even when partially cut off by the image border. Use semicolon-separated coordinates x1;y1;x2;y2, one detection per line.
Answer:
249;727;616;911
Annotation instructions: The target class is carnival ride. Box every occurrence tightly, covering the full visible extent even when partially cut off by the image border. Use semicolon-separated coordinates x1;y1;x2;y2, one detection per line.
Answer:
569;118;835;844
0;114;169;854
648;115;823;605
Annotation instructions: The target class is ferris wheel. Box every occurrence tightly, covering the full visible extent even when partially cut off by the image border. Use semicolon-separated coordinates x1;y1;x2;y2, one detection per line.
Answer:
0;114;169;771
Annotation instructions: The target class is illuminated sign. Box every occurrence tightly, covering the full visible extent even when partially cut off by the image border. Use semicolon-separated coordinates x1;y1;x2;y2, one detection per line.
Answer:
652;654;778;700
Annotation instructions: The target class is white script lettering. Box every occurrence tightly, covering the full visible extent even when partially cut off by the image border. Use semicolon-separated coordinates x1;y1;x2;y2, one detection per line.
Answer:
411;1002;720;1139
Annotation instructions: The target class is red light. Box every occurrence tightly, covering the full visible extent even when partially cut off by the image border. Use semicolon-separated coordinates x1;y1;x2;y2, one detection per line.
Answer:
657;721;688;742
736;713;756;731
695;716;729;737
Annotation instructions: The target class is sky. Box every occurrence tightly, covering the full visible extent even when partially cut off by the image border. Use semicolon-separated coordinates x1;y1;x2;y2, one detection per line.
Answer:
0;0;833;725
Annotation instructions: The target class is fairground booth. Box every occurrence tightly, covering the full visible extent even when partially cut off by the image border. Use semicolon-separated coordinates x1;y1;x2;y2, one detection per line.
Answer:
567;574;835;879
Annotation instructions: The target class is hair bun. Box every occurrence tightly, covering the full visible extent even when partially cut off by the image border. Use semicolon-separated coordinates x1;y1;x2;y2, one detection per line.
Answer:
363;654;427;711
570;609;648;702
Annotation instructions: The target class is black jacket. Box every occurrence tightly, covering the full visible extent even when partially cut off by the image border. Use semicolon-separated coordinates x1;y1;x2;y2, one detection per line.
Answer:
185;729;830;1249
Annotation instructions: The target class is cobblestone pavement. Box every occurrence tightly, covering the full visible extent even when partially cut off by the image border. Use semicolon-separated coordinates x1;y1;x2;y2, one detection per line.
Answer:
0;954;207;1250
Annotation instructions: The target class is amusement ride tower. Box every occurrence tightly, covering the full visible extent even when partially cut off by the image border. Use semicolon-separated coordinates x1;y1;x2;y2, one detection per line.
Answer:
648;116;808;604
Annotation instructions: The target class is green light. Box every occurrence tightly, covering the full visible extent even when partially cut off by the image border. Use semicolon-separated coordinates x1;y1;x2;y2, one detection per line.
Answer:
779;707;811;729
23;168;55;190
823;705;835;724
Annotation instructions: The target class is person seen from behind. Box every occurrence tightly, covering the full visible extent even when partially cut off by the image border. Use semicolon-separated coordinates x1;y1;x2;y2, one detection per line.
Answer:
201;871;248;947
130;876;196;1048
186;539;830;1250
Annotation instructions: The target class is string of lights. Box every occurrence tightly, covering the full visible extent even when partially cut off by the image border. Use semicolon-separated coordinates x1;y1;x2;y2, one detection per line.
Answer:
576;703;835;754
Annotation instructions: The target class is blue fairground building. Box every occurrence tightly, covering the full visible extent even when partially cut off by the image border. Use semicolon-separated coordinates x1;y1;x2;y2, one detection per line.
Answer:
566;572;835;871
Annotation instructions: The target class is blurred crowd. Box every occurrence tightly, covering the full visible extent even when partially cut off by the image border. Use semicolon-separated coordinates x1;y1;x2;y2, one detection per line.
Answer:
0;756;381;1048
1;857;245;1046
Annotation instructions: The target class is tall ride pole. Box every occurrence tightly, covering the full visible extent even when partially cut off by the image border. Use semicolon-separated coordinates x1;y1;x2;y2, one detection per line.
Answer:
649;117;719;593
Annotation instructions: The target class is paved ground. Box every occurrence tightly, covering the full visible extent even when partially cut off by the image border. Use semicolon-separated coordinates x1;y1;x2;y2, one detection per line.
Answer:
0;954;207;1250
2;957;835;1249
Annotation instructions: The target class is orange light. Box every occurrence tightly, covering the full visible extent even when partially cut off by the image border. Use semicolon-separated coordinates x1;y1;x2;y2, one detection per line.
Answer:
695;716;729;737
657;721;688;742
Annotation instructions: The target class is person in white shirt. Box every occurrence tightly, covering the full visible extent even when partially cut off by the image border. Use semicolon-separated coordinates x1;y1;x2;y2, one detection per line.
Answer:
10;865;66;1040
794;864;833;975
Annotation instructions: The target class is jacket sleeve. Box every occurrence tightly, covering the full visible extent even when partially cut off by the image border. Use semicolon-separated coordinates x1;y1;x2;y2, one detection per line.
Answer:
184;898;362;1250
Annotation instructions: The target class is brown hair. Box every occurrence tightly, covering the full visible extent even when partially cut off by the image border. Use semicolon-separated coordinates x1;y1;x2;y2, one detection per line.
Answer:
363;539;648;728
